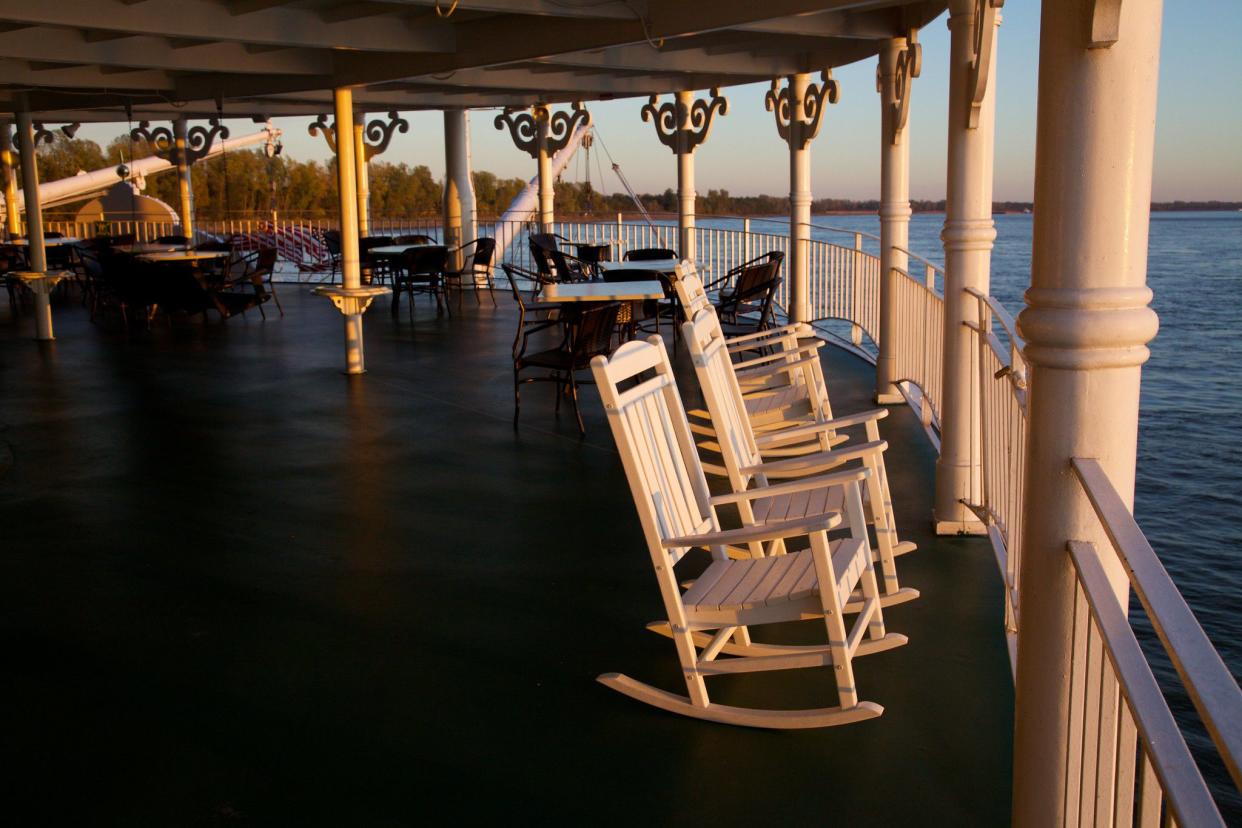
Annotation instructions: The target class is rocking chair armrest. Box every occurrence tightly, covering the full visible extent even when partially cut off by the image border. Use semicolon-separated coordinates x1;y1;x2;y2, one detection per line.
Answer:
751;409;889;446
741;439;887;478
661;513;842;550
724;323;804;348
709;466;870;507
731;342;823;370
734;355;820;381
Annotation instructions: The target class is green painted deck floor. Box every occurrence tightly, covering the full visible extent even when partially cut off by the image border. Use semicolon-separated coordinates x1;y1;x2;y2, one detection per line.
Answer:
1;290;1013;823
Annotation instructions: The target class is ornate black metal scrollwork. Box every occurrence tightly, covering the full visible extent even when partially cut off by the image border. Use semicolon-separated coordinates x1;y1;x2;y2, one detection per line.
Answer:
361;111;409;161
766;71;839;150
641;89;728;155
495;102;591;158
130;121;177;161
184;118;229;164
968;0;1004;128
545;102;591;155
30;122;57;147
308;111;409;160
308;114;336;155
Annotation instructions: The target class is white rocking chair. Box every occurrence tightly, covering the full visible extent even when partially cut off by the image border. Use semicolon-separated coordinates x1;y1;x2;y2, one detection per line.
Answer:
591;336;905;729
682;306;919;609
674;264;843;437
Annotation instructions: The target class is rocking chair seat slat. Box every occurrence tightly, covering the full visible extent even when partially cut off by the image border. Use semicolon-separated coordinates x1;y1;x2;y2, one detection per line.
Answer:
683;540;867;615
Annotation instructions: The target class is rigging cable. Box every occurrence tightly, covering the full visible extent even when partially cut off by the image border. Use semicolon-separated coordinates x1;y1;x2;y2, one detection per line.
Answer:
590;128;655;228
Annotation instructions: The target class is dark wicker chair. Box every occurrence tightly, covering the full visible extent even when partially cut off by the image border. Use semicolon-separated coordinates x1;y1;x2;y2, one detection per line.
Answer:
513;299;620;435
392;245;449;318
706;251;784;335
443;237;497;308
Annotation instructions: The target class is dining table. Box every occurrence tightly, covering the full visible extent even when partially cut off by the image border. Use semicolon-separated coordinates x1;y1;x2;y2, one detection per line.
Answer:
136;250;229;264
540;280;665;303
597;258;682;277
366;243;443;259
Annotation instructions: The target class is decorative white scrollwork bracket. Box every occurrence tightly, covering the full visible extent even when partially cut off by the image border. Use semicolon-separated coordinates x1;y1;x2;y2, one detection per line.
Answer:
495;102;592;158
765;71;839;150
891;32;922;144
640;88;728;155
967;0;1004;129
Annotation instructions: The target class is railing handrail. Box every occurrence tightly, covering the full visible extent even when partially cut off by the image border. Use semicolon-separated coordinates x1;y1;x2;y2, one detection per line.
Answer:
892;264;943;297
1071;456;1242;792
893;245;944;276
966;286;1024;349
1067;539;1226;826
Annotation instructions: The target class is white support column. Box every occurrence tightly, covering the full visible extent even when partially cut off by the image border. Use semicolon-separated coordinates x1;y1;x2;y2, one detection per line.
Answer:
1;121;20;240
676;122;695;261
311;88;389;374
788;74;812;324
1011;2;1162;823
933;0;1000;534
641;89;727;263
172;118;194;240
495;103;590;238
766;72;837;325
443;109;478;270
876;34;919;404
536;123;553;234
353;114;370;238
15;105;62;341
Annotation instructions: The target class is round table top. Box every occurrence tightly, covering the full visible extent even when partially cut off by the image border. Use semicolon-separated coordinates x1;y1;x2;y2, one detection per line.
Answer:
367;243;444;257
540;280;665;303
137;250;229;262
598;258;682;275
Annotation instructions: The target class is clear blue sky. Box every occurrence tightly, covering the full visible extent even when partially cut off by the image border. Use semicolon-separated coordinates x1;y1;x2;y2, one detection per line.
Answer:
77;2;1240;202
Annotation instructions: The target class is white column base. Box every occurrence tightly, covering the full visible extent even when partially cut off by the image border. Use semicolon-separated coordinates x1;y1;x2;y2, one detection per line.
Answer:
933;515;987;536
312;285;390;375
13;270;69;341
875;390;905;405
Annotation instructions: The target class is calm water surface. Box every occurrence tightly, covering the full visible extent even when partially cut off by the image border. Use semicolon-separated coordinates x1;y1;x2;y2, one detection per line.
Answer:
705;211;1242;812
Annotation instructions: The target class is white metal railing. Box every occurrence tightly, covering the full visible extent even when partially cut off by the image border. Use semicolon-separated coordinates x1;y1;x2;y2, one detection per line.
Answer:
1065;458;1242;826
890;261;945;443
965;286;1029;671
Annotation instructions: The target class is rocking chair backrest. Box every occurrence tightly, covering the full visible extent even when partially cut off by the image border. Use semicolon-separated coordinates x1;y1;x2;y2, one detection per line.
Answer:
682;307;766;491
592;338;717;574
673;264;709;316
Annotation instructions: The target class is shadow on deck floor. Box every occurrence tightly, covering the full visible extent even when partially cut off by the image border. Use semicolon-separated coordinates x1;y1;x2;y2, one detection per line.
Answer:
0;289;1013;824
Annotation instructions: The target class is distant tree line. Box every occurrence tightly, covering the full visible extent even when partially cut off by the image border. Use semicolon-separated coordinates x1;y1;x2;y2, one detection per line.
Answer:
25;136;1240;220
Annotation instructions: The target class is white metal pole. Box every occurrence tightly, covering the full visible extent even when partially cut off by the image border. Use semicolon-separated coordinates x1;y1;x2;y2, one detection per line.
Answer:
674;90;696;262
933;0;998;534
1011;2;1162;822
537;118;553;234
173;118;194;240
353;114;369;238
877;37;912;404
17;106;54;340
788;73;812;325
334;87;366;373
2;121;20;240
443;109;477;268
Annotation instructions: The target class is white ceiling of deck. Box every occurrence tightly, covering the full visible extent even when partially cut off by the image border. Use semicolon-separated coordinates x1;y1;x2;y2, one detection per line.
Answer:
0;0;945;122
